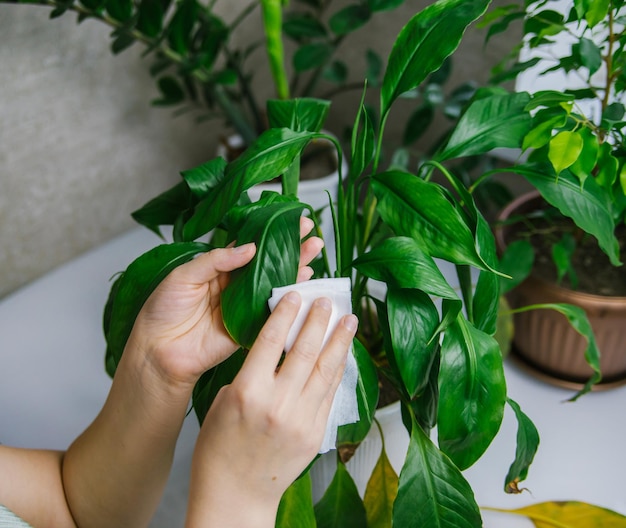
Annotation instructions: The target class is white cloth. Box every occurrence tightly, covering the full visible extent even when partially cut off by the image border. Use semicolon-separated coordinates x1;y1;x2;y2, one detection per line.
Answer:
268;278;360;453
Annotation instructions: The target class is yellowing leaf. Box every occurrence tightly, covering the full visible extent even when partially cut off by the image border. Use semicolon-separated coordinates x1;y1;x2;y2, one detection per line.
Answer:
486;500;626;527
548;130;584;175
363;446;399;528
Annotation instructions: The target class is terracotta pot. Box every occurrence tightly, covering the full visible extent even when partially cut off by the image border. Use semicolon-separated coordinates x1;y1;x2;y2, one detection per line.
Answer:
495;192;626;386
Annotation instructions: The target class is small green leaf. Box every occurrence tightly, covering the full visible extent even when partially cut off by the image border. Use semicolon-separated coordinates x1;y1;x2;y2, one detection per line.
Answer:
293;43;334;72
276;473;316;528
152;76;186;106
106;0;132;22
363;447;399;528
329;4;370;36
136;0;164;37
503;398;540;494
283;13;327;40
349;101;375;182
552;232;577;287
368;0;404;12
266;98;330;133
548;130;584;175
403;103;434;146
498;239;535;294
314;461;367;528
575;37;602;76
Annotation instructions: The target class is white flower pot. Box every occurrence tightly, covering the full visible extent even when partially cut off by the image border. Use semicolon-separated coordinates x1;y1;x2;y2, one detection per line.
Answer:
310;400;410;502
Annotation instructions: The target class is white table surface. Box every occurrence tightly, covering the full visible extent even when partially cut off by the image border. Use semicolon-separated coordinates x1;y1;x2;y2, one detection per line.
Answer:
1;226;624;527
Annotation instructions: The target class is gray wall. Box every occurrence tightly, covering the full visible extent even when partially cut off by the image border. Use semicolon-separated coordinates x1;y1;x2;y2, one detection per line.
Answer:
0;1;513;298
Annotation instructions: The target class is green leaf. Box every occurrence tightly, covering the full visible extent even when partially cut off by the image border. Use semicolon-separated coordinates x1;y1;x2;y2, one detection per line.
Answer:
111;32;135;54
576;37;602;76
568;127;599;186
381;0;490;116
498;239;535;294
277;473;316;528
221;200;305;348
349;100;376;182
510;163;621;266
192;348;245;424
503;398;540;494
329;4;370;36
182;129;315;241
472;213;501;334
104;243;210;375
438;314;506;470
582;0;610;27
368;0;404;11
131;181;196;238
167;0;196;54
371;172;497;272
323;60;348;83
293;43;334;72
403;103;434;146
354;236;460;300
181;157;228;198
392;418;482;527
152;76;185;106
552;232;578;287
387;288;440;398
136;0;164;37
549;130;584;175
522;107;570;151
337;339;379;447
514;303;601;400
595;142;619;189
437;92;532;161
106;0;132;22
314;461;367;528
283;13;327;40
363;446;399;528
267;98;330;132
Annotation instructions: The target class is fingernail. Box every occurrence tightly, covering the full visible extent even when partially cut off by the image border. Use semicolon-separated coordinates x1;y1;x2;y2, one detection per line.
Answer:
343;314;358;332
315;297;332;311
284;291;301;304
233;242;255;253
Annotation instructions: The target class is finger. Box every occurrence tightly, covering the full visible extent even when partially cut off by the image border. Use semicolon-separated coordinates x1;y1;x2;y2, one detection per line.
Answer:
276;297;333;394
172;243;256;285
299;216;315;238
239;291;302;378
299;236;324;268
296;266;314;283
302;314;358;407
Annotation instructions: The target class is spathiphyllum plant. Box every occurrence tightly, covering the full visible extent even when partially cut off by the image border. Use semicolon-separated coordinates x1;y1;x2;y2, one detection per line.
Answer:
102;0;601;525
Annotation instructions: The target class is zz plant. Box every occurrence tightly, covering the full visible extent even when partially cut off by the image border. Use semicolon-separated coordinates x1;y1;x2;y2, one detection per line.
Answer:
103;0;599;525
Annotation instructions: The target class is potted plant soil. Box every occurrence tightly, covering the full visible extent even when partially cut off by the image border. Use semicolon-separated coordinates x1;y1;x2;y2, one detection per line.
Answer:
484;0;626;389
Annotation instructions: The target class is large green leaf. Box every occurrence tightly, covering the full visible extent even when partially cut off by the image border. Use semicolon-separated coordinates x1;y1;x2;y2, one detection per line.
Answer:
276;473;316;528
392;418;482;527
353;236;459;300
221;200;305;348
438;314;506;470
363;446;399;528
314;461;367;528
181;157;228;198
381;0;490;116
104;242;210;375
337;339;379;447
509;163;621;266
436;92;532;161
503;398;540;494
371;172;496;271
182;129;316;241
387;288;440;398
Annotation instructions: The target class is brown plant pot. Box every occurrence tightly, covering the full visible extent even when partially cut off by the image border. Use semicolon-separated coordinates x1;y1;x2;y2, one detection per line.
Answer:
495;191;626;388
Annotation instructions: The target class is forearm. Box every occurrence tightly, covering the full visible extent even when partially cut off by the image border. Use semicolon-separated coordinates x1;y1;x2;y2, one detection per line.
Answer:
62;349;195;528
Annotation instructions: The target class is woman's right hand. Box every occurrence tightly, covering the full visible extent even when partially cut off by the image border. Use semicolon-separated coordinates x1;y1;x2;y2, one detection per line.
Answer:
185;290;358;527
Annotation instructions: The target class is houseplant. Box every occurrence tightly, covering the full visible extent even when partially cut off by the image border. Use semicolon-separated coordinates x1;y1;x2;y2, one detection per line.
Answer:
101;0;603;526
2;0;409;150
480;0;626;387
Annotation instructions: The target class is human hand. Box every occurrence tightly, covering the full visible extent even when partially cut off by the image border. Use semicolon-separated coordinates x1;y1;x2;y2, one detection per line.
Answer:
125;217;324;390
185;290;358;527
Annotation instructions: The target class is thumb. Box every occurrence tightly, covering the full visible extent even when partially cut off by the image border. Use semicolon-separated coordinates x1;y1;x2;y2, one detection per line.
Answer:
175;243;257;284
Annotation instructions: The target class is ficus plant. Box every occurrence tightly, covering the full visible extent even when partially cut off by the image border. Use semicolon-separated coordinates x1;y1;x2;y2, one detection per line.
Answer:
102;0;602;526
479;0;626;291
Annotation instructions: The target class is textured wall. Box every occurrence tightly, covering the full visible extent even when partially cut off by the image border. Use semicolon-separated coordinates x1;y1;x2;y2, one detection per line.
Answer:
0;1;514;298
